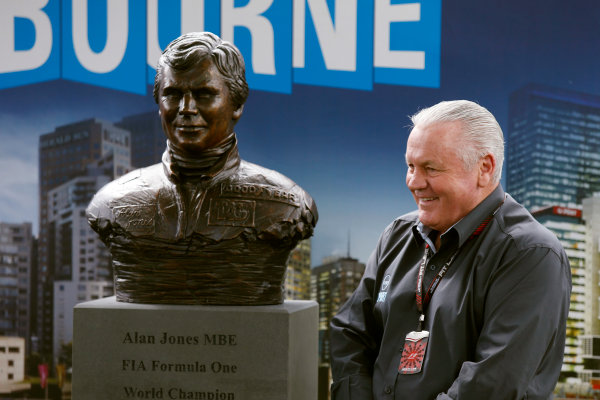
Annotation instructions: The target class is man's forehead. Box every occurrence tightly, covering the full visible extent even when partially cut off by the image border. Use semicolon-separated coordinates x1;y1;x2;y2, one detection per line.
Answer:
405;124;462;163
159;60;220;88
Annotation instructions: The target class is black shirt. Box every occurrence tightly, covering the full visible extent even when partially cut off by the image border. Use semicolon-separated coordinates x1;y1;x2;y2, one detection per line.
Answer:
330;185;571;399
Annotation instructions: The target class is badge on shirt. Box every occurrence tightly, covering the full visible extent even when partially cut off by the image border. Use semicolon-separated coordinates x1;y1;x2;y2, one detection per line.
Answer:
377;274;392;303
398;330;429;374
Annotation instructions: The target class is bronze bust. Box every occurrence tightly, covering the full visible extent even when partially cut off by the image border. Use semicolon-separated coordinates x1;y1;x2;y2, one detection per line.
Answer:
87;32;318;305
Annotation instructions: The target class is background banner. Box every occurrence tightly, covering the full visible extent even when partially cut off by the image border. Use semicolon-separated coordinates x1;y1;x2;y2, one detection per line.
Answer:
0;0;598;264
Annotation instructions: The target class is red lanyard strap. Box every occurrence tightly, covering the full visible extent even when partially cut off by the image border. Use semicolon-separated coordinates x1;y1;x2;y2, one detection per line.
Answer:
415;246;459;314
414;197;504;331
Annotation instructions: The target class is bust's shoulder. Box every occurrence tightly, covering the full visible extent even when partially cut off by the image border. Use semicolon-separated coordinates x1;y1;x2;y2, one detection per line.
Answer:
235;160;285;180
233;160;307;193
86;163;167;218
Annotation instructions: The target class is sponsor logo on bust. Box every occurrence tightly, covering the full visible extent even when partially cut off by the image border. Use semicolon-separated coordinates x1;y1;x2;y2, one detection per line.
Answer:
113;204;155;235
208;198;256;227
220;183;300;206
377;274;392;303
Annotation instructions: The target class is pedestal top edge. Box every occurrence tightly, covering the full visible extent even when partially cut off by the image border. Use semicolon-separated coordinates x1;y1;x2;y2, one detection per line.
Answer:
74;296;318;314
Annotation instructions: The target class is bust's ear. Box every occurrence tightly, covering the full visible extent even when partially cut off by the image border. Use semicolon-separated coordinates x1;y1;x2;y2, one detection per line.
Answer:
232;104;244;122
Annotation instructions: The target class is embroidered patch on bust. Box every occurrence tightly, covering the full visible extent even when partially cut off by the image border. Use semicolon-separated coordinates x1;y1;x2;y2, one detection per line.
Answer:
208;198;256;228
112;204;155;235
220;183;300;207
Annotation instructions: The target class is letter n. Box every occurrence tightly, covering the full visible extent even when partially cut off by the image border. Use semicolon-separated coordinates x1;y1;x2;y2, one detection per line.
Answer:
62;0;147;95
0;0;60;89
293;0;373;90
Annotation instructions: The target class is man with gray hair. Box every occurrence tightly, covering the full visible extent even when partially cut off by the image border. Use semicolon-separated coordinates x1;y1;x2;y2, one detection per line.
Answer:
330;100;570;399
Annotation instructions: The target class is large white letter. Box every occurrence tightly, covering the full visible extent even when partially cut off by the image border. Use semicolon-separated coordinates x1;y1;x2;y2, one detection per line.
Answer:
147;0;204;70
374;1;424;69
72;0;129;73
0;0;52;73
221;0;275;75
293;0;357;71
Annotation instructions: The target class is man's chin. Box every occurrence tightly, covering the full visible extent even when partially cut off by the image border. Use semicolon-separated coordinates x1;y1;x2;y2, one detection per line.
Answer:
417;212;438;229
171;140;211;155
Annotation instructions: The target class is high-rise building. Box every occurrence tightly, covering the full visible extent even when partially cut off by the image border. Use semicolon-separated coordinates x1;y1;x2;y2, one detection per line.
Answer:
532;206;586;379
48;161;115;359
506;84;600;210
583;195;600;338
116;111;165;168
285;239;312;300
311;256;365;365
38;119;131;359
0;223;34;351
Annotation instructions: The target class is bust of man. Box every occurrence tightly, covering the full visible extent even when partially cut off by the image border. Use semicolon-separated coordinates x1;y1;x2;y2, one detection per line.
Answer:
87;32;318;305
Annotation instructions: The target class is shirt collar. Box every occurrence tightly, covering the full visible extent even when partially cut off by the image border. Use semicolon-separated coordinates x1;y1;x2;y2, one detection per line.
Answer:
452;184;505;247
413;184;505;251
161;134;241;183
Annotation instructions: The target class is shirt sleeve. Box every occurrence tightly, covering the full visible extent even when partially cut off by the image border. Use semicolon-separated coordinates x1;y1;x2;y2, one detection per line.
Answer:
437;245;571;400
329;224;394;400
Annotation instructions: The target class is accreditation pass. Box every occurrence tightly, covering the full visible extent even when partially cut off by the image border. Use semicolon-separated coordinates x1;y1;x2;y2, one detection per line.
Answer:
398;330;430;374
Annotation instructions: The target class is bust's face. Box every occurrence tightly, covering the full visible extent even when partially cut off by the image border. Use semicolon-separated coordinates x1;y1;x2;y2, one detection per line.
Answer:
157;58;243;155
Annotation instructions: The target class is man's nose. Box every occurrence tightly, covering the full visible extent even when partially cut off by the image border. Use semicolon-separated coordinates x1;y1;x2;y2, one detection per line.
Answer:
179;92;198;115
406;168;426;190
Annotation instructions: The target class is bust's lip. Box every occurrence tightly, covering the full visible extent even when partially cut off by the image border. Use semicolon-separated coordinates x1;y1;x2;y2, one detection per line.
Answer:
176;123;205;127
175;124;206;131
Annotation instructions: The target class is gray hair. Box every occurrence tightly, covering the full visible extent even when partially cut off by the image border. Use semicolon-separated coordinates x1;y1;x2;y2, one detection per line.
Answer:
153;32;249;109
410;100;504;183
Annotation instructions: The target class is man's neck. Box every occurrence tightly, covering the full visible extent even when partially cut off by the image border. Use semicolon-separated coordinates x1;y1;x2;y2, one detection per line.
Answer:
163;134;240;182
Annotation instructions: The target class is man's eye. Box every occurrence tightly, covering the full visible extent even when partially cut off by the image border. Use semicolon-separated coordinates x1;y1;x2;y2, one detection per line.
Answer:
194;90;214;99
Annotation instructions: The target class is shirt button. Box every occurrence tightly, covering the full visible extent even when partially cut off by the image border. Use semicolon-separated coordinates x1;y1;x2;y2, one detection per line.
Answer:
429;264;436;271
384;386;392;394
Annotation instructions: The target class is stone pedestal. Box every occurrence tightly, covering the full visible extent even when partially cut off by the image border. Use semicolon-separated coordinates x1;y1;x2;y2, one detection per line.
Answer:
73;297;318;400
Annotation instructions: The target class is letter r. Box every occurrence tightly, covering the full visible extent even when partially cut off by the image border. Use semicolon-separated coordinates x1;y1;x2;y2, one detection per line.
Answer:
221;0;276;75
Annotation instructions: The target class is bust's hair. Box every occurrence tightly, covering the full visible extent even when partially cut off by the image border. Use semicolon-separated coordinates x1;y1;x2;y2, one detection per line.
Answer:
153;32;249;109
410;100;504;183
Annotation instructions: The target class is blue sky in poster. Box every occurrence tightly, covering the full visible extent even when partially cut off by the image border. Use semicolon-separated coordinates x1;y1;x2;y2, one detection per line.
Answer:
1;0;599;265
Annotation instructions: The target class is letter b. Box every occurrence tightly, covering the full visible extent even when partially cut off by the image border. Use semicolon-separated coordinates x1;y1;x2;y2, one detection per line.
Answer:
0;0;60;89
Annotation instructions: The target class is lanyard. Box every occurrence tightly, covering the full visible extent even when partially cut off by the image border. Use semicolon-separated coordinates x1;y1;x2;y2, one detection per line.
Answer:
415;197;505;331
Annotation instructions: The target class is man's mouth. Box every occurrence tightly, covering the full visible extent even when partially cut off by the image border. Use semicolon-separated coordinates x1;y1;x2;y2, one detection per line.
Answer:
417;196;438;205
176;125;205;132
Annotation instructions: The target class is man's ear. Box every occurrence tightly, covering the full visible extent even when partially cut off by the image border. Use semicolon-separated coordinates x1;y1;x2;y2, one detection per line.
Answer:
232;104;244;122
478;154;496;188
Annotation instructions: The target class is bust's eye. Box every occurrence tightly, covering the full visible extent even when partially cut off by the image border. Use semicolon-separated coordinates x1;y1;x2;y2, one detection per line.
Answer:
194;90;212;98
162;88;181;100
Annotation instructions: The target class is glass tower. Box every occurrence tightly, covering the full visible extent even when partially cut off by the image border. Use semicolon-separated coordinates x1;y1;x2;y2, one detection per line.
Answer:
532;206;585;380
506;84;600;210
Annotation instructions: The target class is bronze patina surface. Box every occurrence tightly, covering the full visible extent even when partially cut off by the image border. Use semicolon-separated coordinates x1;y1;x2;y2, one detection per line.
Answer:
87;32;317;305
